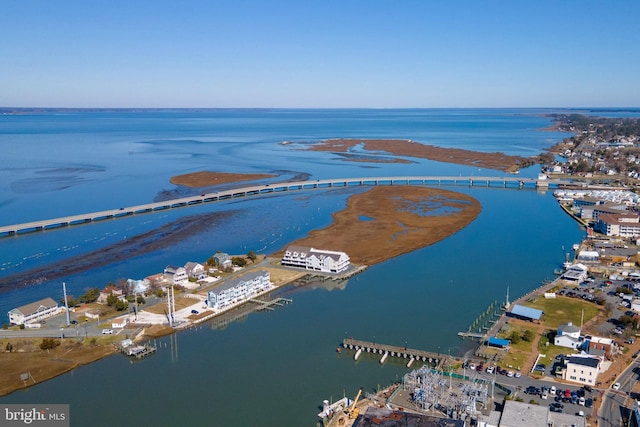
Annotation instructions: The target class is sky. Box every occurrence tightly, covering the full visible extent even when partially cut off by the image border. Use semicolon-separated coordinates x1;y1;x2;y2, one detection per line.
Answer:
2;1;639;108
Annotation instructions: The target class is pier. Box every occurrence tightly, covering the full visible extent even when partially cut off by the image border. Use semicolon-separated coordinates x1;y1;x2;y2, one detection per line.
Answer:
118;343;157;359
248;297;292;311
342;338;455;367
0;175;568;238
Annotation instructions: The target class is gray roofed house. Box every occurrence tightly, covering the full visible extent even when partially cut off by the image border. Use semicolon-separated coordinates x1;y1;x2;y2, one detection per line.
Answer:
8;297;60;325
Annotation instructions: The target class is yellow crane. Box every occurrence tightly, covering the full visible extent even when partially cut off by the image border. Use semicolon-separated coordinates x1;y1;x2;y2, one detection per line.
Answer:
347;387;363;419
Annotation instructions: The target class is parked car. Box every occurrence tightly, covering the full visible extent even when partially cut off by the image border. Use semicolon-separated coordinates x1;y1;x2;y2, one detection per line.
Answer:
191;309;199;315
102;329;114;335
514;371;521;378
550;386;556;395
585;398;593;408
613;382;621;390
525;386;537;394
485;366;494;374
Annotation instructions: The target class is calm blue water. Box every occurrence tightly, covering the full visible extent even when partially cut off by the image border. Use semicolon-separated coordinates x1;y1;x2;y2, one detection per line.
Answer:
0;109;586;426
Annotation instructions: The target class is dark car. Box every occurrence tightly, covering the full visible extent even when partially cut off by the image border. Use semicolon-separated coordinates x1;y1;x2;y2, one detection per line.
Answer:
191;309;199;315
525;386;537;394
585;398;593;408
70;320;78;325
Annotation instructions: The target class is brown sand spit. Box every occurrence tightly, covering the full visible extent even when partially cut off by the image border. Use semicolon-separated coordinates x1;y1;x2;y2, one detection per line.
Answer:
281;186;481;266
0;339;116;397
309;138;535;173
170;171;276;188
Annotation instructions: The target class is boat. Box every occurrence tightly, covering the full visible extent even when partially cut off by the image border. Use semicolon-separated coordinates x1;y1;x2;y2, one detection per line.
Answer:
317;397;352;425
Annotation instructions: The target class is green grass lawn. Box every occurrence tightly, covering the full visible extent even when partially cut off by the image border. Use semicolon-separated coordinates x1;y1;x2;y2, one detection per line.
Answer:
523;296;601;329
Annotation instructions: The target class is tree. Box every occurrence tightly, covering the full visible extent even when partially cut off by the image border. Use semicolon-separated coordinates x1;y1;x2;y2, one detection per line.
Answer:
5;342;13;352
39;338;60;350
509;331;521;344
80;288;100;303
106;293;118;307
136;295;146;305
232;256;247;267
522;329;535;342
247;250;258;262
115;299;129;311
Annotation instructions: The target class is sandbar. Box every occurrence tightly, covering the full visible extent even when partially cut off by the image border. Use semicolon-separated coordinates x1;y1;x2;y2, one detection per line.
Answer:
278;185;481;266
307;138;534;173
170;171;276;188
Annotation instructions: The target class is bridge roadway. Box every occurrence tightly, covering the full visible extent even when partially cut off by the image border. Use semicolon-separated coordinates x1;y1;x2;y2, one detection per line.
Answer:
0;175;563;237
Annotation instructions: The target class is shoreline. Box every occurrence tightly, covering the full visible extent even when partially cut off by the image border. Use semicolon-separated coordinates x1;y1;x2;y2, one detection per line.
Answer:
0;183;481;397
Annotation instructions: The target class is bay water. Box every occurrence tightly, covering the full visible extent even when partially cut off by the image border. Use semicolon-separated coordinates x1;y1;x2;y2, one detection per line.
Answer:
0;109;586;426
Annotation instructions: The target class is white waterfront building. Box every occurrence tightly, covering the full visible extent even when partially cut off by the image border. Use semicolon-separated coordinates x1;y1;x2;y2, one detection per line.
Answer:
8;297;61;326
281;245;350;273
207;270;272;311
164;265;188;286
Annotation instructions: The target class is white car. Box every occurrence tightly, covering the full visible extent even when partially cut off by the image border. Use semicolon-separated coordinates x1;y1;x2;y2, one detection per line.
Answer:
514;371;521;378
102;329;114;335
507;371;514;377
485;366;494;374
541;391;548;400
612;382;621;390
469;363;476;370
550;385;556;395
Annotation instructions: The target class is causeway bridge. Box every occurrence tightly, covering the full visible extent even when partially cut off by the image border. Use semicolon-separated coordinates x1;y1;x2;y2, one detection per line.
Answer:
0;175;567;237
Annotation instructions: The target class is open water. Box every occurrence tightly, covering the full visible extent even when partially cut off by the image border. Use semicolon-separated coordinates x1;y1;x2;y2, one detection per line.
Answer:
0;109;590;426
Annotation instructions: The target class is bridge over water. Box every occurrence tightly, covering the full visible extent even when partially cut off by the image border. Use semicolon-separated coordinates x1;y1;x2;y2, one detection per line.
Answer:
0;175;567;237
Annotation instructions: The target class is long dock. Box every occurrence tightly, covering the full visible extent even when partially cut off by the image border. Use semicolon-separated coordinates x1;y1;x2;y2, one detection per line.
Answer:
342;338;455;367
0;175;567;237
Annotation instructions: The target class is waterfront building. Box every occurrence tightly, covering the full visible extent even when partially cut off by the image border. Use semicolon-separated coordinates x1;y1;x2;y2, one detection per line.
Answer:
164;265;188;286
184;262;207;280
577;250;599;262
507;304;543;323
127;278;149;294
8;297;60;326
583;203;629;221
97;285;124;304
281;245;350;273
213;252;233;269
594;213;640;237
554;322;582;349
207;270;271;311
562;355;601;386
561;263;588;282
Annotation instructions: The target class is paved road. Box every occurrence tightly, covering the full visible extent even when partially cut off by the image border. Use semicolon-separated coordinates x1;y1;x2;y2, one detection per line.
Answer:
471;369;594;417
597;354;640;427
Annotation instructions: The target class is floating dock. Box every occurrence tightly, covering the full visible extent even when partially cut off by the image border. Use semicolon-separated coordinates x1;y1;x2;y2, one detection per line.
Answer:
342;338;452;367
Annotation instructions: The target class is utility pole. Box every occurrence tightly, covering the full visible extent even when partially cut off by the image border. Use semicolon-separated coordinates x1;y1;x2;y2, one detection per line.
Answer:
63;282;70;326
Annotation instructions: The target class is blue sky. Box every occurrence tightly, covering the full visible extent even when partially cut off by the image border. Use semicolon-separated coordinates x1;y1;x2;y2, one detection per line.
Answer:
2;1;639;108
